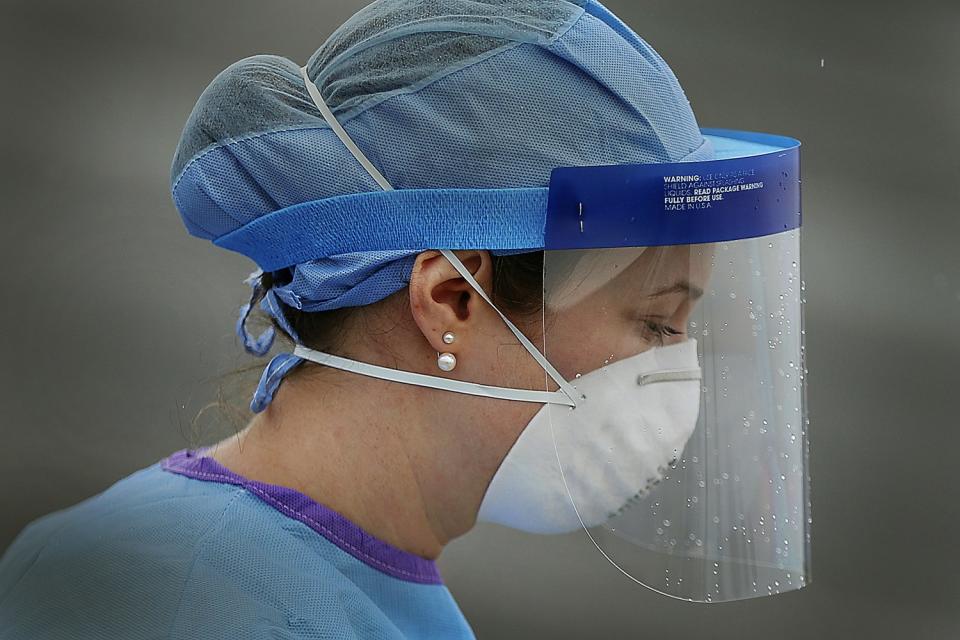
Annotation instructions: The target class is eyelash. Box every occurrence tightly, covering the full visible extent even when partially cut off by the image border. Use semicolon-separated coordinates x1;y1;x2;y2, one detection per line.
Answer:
641;319;683;345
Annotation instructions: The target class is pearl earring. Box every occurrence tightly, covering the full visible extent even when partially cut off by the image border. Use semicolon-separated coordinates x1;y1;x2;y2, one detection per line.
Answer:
437;352;457;372
442;331;456;345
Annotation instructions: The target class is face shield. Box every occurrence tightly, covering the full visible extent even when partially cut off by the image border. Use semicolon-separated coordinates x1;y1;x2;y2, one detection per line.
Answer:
521;130;808;602
537;238;808;602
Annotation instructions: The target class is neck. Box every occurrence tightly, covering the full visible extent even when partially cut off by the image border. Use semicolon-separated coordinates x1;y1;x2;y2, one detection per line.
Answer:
207;365;507;560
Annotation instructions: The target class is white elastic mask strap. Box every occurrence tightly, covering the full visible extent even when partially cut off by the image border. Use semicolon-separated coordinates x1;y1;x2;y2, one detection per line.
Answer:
293;345;571;405
299;65;577;407
438;249;580;405
300;65;393;192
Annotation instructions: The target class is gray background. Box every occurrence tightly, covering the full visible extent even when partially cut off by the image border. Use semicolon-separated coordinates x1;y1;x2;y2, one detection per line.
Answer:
2;0;958;638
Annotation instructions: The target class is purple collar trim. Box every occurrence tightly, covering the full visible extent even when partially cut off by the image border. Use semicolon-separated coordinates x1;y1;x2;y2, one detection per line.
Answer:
160;447;443;585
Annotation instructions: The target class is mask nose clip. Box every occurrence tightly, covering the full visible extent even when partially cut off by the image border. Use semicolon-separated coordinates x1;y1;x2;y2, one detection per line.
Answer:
637;369;702;387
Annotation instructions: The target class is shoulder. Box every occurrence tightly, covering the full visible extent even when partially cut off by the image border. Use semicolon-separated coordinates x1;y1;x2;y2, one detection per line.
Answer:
0;462;391;640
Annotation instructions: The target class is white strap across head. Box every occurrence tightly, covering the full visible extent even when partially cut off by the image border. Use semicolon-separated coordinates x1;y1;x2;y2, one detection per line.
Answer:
300;65;394;191
298;66;578;407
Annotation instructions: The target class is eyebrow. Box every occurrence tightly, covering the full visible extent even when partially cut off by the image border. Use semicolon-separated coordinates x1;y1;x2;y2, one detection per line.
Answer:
646;280;705;301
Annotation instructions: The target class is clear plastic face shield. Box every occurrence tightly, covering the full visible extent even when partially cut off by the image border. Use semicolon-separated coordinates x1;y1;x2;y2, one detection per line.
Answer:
530;131;808;602
247;70;809;603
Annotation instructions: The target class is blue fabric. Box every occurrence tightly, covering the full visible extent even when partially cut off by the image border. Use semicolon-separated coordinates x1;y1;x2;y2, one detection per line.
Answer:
171;0;715;412
215;189;551;272
250;352;307;413
236;272;302;359
0;454;475;639
274;251;423;313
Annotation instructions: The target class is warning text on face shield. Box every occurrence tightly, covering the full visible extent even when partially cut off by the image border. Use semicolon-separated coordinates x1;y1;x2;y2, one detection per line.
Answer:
663;171;765;211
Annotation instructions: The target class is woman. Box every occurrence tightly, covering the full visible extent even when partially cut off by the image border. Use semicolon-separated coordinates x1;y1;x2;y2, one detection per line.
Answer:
0;0;809;636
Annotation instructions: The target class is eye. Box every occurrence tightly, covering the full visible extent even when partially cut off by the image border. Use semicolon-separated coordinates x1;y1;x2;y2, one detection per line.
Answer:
639;319;683;346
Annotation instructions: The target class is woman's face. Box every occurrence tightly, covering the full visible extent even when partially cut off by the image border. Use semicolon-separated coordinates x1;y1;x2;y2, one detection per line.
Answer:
539;244;715;381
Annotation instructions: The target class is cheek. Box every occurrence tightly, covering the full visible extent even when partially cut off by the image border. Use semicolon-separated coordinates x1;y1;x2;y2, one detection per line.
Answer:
545;317;644;379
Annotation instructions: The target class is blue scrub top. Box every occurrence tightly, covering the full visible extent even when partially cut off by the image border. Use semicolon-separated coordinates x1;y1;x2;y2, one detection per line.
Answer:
0;447;475;639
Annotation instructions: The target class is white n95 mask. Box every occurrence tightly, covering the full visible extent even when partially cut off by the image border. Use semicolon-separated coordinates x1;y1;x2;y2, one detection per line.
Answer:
477;338;702;535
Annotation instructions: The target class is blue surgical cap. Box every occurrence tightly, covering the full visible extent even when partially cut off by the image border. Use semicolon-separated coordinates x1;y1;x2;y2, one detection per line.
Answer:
170;0;713;413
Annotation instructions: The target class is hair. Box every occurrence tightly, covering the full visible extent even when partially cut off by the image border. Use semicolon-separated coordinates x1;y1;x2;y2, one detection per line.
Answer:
190;251;545;442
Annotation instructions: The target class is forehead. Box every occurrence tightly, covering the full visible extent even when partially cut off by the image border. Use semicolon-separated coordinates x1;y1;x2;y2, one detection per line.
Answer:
610;244;715;294
544;245;715;310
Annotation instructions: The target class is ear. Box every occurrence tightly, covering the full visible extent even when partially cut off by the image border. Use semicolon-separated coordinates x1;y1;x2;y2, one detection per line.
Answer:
408;250;494;353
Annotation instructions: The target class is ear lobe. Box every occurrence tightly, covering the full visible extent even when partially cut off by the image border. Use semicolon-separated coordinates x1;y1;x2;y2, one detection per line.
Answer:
408;250;493;352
